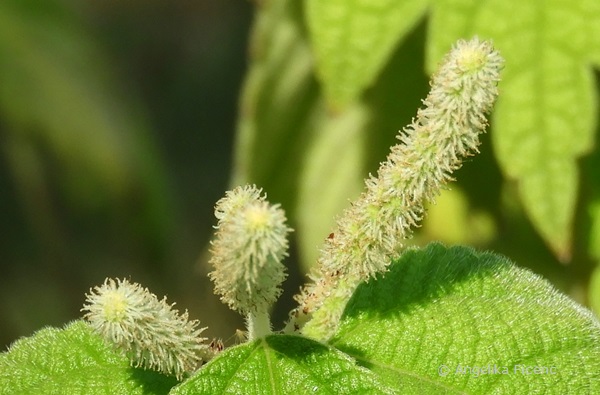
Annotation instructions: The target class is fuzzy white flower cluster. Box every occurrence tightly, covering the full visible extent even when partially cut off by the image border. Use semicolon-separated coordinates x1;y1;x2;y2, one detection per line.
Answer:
82;278;208;380
209;184;291;339
81;37;503;369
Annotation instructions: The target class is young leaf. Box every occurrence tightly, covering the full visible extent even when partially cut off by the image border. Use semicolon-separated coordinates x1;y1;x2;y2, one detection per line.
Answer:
0;321;177;395
171;335;396;395
330;243;600;393
427;0;600;260
305;0;428;109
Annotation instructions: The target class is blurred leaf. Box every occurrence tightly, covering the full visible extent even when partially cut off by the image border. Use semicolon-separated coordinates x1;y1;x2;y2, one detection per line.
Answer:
0;0;169;215
296;103;367;271
0;320;177;395
232;0;320;218
170;334;395;395
427;0;600;261
589;202;600;256
421;188;496;246
305;0;428;109
237;0;600;281
233;0;368;273
588;201;600;316
331;243;600;393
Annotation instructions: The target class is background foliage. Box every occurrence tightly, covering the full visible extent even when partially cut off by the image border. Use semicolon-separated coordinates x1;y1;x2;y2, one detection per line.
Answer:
233;0;600;323
0;0;252;349
2;0;600;352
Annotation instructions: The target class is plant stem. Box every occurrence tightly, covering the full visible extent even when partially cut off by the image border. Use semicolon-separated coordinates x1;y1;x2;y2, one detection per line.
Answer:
247;310;271;340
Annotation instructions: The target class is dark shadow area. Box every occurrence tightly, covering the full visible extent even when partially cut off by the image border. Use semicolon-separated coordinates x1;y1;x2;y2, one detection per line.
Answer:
265;334;330;361
340;243;510;320
362;19;430;177
128;367;179;395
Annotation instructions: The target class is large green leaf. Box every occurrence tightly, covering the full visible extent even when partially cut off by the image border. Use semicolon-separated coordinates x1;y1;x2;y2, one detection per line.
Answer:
170;335;394;395
329;243;600;393
427;0;600;260
305;0;428;109
0;321;177;395
4;245;599;393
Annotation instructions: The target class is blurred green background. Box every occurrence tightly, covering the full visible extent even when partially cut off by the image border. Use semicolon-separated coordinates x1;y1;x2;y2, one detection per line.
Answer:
0;0;254;349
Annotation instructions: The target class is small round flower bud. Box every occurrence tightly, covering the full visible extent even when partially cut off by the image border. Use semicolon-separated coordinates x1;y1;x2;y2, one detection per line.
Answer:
82;278;208;380
209;185;291;338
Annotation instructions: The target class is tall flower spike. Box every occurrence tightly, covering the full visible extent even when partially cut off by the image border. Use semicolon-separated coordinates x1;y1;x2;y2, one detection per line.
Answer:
82;278;208;380
209;184;291;340
290;37;504;339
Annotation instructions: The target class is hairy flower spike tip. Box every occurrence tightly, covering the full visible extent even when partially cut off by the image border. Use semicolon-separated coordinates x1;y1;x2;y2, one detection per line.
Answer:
209;184;291;339
82;278;208;380
290;37;504;340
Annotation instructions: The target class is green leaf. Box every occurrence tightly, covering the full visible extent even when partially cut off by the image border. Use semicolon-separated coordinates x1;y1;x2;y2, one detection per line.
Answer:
305;0;428;109
427;0;600;260
0;321;177;395
330;243;600;393
171;335;394;395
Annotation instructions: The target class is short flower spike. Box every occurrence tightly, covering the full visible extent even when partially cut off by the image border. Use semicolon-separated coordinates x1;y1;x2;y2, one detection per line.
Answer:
82;278;208;380
209;184;292;339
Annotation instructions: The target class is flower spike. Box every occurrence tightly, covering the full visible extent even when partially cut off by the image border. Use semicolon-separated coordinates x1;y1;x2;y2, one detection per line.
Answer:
291;37;504;340
209;184;292;339
82;278;208;380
